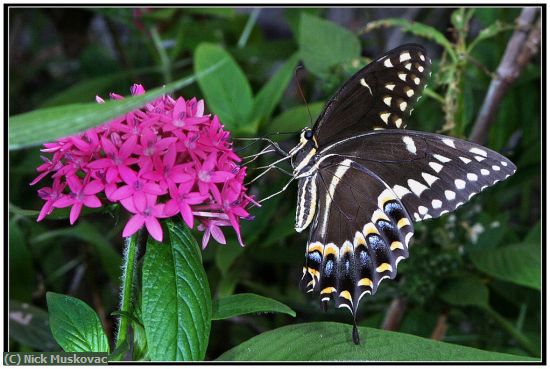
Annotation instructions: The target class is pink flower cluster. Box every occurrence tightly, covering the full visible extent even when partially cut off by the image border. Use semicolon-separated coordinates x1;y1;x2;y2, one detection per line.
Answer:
32;84;255;247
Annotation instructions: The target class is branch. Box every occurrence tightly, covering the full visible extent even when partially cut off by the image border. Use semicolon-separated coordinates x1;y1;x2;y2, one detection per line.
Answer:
381;297;407;331
469;7;541;144
430;313;448;340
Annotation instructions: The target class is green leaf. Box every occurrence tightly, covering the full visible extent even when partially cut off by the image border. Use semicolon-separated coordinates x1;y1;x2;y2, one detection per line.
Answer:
194;43;253;131
9;300;61;351
268;102;324;133
253;52;300;126
362;18;456;62
9;62;224;150
470;243;540;290
216;322;534;361
439;276;490;308
39;71;137;108
9;218;35;301
142;220;211;361
30;221;121;282
524;221;541;244
212;293;296;320
299;13;361;78
467;20;514;53
46;292;110;352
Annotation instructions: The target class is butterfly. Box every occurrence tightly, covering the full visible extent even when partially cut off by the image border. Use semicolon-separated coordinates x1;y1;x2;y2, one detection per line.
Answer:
272;44;516;344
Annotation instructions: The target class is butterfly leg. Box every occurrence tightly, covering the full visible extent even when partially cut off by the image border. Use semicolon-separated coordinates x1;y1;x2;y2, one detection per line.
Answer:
257;177;295;204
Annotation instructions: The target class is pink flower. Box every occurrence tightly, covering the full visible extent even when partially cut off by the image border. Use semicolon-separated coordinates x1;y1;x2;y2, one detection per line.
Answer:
165;180;208;228
53;176;103;224
121;195;166;241
31;84;255;246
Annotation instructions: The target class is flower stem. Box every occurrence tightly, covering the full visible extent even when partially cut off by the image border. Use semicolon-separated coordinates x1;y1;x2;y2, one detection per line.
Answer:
115;229;142;351
150;26;172;83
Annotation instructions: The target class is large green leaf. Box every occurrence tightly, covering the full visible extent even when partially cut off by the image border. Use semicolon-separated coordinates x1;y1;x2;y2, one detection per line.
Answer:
439;276;490;308
299;13;361;78
268;102;324;133
253;52;301;126
194;43;253;131
142;221;211;361
9;300;60;351
9;218;34;301
9;62;224;150
216;322;533;361
46;292;109;352
470;243;540;290
212;293;296;320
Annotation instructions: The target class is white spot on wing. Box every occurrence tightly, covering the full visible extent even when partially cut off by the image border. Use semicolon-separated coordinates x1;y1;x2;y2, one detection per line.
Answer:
445;190;456;200
467;173;478;181
399;101;407;111
433;154;451;163
419;54;425;61
432;199;442;209
405;87;414;97
429;162;443;173
407;179;428;197
384;58;393;68
405;63;412;70
442;138;455;148
455;179;466;189
360;78;373;95
501;161;508;167
393;185;411;199
402;136;417;154
386;83;395;91
418;206;428;215
422;172;439;186
417;65;424;72
405;232;414;245
474;155;485;162
380;112;390;124
398;72;407;82
460;156;471;164
492;165;501;171
400;52;411;62
413;77;420;85
395;118;403;128
470;147;487;157
480;169;490;176
383;96;392;107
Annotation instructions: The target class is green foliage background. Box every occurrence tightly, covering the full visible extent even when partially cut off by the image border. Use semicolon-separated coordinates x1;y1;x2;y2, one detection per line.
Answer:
8;7;541;361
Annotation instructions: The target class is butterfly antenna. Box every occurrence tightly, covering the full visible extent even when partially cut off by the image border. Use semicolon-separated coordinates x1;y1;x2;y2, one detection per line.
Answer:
295;65;313;127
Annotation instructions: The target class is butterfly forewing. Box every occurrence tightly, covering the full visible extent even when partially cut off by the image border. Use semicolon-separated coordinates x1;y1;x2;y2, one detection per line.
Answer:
313;44;431;146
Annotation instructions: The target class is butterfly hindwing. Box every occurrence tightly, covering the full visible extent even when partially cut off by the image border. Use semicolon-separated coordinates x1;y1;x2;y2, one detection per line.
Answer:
300;159;414;314
313;44;431;146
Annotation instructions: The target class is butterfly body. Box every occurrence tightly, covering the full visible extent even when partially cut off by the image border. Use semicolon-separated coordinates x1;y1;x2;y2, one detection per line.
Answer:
283;44;516;344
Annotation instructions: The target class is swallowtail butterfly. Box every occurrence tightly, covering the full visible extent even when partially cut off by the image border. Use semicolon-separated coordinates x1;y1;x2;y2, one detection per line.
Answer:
280;44;516;344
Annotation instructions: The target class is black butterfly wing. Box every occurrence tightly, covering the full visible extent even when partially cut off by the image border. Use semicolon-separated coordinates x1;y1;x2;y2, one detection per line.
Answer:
319;130;517;221
300;130;516;318
312;44;431;147
300;158;415;315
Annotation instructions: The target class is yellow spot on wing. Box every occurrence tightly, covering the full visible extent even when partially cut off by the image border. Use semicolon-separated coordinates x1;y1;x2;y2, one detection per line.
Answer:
397;218;410;228
308;268;320;279
390;241;404;250
308;243;324;254
363;222;379;236
323;243;338;257
358;278;373;287
339;290;352;301
321;287;336;294
376;263;393;273
354;232;367;247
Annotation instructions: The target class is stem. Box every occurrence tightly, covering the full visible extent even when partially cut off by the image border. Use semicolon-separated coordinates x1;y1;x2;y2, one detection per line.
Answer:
115;229;143;350
469;8;541;144
150;26;172;84
237;8;261;48
484;307;539;357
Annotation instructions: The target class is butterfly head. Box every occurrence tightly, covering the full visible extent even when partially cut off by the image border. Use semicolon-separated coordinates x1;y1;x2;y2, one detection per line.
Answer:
290;128;319;176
